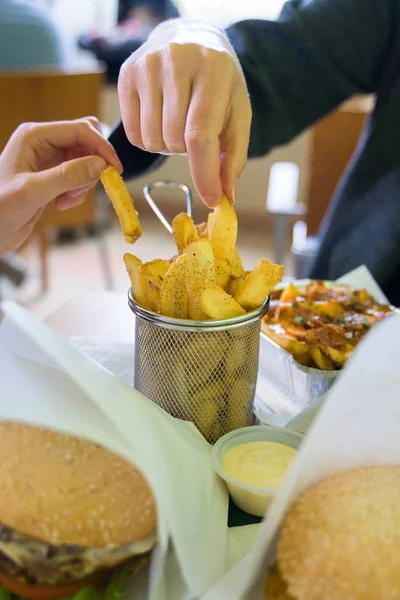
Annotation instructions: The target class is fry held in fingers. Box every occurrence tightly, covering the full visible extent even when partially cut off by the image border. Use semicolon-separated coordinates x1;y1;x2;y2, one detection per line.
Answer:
101;165;142;243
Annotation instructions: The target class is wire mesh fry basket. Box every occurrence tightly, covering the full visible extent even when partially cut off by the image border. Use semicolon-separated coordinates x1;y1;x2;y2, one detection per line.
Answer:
129;181;270;444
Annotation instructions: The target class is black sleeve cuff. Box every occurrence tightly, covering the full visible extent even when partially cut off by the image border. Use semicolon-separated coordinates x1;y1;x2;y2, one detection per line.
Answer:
108;121;168;180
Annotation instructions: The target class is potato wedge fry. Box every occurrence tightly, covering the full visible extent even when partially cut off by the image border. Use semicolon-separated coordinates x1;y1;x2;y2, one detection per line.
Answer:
124;253;149;308
226;378;253;433
183;239;215;281
322;344;353;366
227;272;249;297
140;259;170;289
191;395;221;442
230;247;244;276
157;357;190;419
145;286;160;313
192;382;226;410
280;282;301;303
225;339;247;375
309;346;334;370
215;259;231;289
160;254;188;318
101;166;142;243
201;286;246;319
209;195;238;262
312;301;345;318
186;277;213;320
293;351;312;367
187;232;199;245
181;333;229;380
196;222;208;239
234;259;284;311
262;323;309;355
172;213;199;254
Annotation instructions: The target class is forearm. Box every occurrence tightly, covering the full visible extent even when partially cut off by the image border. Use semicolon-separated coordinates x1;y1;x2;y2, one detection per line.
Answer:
228;0;396;157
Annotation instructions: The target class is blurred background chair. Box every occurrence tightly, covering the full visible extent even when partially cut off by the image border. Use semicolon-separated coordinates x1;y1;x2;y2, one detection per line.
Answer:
266;162;305;267
0;69;113;293
290;96;374;278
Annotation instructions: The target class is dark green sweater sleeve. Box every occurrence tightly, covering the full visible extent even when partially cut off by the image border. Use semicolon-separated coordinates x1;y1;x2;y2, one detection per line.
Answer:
227;0;396;157
110;0;396;176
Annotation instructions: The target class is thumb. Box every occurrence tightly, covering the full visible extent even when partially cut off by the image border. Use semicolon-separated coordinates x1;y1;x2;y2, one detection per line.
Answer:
29;155;107;206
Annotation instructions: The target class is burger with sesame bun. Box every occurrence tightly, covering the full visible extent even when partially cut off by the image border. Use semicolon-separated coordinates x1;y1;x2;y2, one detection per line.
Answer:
0;421;157;600
265;465;400;600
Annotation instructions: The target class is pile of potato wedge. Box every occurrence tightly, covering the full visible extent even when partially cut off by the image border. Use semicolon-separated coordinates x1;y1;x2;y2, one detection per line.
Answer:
124;196;284;320
262;280;395;370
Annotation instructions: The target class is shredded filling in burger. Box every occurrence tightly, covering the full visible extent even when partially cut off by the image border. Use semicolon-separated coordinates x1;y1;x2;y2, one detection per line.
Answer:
0;422;157;600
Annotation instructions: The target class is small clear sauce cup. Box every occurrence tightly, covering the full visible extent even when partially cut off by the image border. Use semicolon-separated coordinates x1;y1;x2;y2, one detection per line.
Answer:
211;426;304;517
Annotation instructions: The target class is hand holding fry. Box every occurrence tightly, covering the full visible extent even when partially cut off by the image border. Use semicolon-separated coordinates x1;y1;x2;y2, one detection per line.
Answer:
0;117;119;256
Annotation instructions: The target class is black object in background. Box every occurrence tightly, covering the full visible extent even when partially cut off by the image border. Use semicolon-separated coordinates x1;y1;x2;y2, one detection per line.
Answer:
79;1;179;83
118;0;178;22
228;498;261;528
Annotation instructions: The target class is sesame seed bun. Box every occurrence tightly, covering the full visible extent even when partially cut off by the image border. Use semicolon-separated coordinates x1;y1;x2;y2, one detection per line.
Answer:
265;565;294;599
278;465;400;600
0;421;157;548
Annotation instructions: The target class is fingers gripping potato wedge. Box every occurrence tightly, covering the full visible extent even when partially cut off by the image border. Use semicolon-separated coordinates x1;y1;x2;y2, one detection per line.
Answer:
201;286;246;319
101;166;142;243
124;253;150;308
172;213;199;254
234;259;284;310
140;259;170;289
183;239;216;281
160;254;188;318
209;195;238;262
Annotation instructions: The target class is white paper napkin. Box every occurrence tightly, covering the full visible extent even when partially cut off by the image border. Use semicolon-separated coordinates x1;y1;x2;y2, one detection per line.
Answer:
202;312;400;599
0;301;229;600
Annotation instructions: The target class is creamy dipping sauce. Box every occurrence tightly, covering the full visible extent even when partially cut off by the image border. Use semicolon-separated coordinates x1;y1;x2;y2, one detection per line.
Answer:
221;441;297;516
223;441;297;488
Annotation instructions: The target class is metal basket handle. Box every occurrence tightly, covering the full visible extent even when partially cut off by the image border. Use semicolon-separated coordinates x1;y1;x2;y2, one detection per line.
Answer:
143;181;193;234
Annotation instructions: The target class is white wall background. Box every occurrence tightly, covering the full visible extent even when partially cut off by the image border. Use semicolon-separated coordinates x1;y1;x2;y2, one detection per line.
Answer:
177;0;286;26
39;0;286;39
